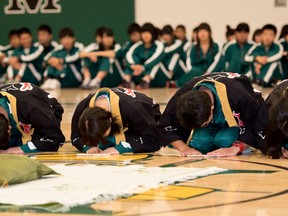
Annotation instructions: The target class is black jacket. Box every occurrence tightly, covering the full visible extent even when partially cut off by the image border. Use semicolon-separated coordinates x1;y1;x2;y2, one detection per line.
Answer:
159;72;268;150
71;87;161;153
0;83;65;151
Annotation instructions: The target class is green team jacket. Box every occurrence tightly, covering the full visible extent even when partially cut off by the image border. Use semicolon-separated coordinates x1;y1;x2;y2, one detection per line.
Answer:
121;40;136;68
280;38;288;77
125;40;165;74
12;43;44;85
121;40;134;56
217;40;254;74
162;39;185;71
97;43;125;87
179;39;192;63
186;42;222;75
244;42;283;78
38;41;59;62
0;44;15;76
82;42;101;79
46;42;84;88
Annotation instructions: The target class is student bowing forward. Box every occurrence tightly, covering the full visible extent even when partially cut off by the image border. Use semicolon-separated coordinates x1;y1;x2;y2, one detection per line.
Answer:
71;87;161;154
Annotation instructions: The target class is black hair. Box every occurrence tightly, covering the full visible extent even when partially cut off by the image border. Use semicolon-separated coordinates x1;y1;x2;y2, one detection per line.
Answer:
59;28;74;39
155;27;163;38
98;28;115;51
235;23;250;33
252;29;262;42
100;28;114;37
279;24;288;39
79;106;121;147
192;27;199;42
193;27;199;33
162;25;174;35
176;25;186;31
262;24;277;35
196;23;215;57
177;90;212;129
38;24;52;34
141;23;158;42
95;26;107;37
264;83;288;159
0;113;9;150
18;27;31;36
226;25;235;39
8;29;19;39
127;23;141;35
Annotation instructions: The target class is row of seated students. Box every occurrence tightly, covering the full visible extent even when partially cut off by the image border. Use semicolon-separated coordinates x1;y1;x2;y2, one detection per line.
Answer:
0;23;287;89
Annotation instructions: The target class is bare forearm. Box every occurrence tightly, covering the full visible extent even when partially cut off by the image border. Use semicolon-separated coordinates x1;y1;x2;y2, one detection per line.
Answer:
94;50;115;58
170;140;187;151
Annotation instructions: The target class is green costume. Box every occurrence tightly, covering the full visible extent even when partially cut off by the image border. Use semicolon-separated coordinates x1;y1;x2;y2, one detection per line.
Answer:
176;42;222;87
97;44;125;87
244;42;283;85
0;97;23;150
45;42;84;88
163;39;188;81
82;91;133;154
121;40;135;56
180;40;192;63
217;40;254;78
10;43;44;85
125;40;168;87
82;43;100;79
39;41;59;68
0;83;65;153
189;82;239;154
0;44;15;78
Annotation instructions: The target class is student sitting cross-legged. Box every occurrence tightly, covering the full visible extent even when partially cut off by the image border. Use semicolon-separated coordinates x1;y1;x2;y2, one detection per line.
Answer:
79;27;106;89
0;29;20;83
124;23;168;89
80;28;126;89
41;28;84;89
8;28;44;85
161;25;188;87
244;24;283;87
217;23;254;78
36;24;59;70
71;87;161;154
159;72;268;157
176;23;222;87
0;83;65;154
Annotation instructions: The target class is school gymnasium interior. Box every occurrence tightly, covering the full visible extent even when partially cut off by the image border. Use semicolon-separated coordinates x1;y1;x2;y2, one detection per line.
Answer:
1;0;288;216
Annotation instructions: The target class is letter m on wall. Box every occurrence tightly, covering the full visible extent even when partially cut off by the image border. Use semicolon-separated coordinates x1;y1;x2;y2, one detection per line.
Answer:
4;0;62;14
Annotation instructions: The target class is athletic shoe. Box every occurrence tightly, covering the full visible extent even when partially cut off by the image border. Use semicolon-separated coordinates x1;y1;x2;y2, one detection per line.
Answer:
89;78;101;89
41;78;61;90
81;78;91;89
41;79;52;90
49;79;61;89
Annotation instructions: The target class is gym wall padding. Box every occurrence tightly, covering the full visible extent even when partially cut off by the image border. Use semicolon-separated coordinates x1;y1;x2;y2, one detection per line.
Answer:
0;0;135;45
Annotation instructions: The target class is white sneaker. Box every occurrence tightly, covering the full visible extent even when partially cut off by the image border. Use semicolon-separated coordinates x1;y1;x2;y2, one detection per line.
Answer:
89;78;100;89
41;79;61;90
41;79;52;90
50;79;61;89
81;78;91;89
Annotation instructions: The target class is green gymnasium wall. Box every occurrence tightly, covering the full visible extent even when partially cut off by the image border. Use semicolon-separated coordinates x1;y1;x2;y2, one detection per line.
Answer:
0;0;135;45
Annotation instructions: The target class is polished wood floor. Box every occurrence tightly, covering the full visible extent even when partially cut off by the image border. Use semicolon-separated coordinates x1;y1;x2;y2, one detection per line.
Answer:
1;87;288;216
